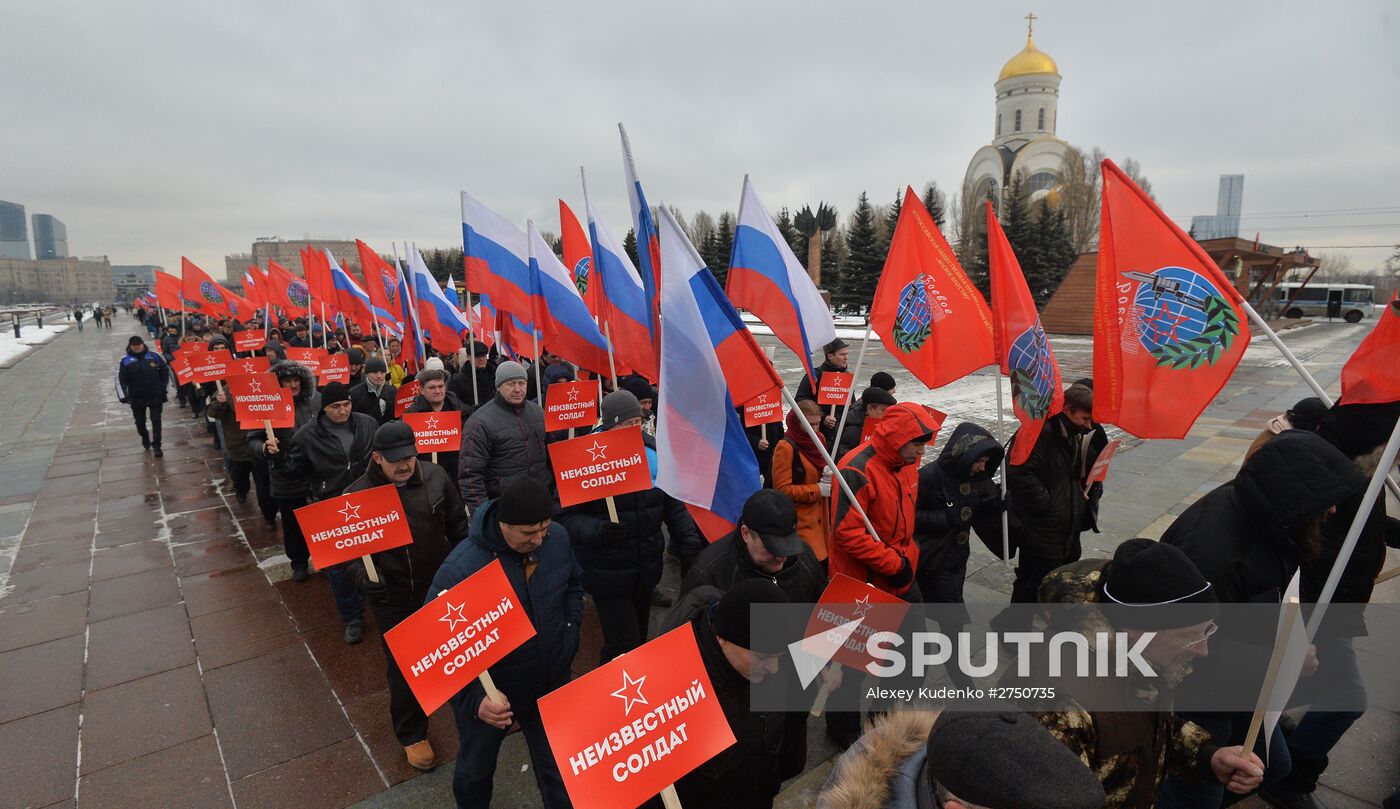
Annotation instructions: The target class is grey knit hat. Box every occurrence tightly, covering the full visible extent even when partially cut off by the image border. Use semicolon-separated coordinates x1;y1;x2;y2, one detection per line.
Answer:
495;361;527;387
599;390;643;430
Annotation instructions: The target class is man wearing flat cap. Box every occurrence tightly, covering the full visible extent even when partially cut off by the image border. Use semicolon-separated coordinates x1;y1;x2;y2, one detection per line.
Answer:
681;489;826;605
819;707;1107;809
430;477;582;809
1028;538;1265;808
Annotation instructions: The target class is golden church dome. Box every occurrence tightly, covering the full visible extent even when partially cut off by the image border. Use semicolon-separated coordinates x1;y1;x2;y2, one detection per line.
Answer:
998;35;1059;81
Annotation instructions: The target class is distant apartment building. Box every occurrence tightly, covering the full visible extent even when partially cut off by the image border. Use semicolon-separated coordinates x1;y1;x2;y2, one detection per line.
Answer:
0;256;116;303
31;214;69;259
0;200;30;259
225;238;360;285
113;265;161;303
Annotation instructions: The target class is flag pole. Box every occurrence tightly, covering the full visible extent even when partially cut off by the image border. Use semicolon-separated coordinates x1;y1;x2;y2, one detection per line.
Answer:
532;327;544;403
465;289;479;406
829;323;872;455
582;165;621;389
781;386;883;545
993;371;1012;568
1241;300;1400;501
604;321;619;386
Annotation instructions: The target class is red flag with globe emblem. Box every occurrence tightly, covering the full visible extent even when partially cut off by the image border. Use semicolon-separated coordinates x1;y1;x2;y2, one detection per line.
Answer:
559;200;601;320
180;258;235;318
1093;158;1249;439
986;202;1063;465
265;260;311;318
870;186;996;389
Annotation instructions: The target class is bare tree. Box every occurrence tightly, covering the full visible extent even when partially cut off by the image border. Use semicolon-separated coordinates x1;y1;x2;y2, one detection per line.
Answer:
689;211;716;246
1120;157;1155;200
1057;145;1104;254
1313;251;1354;282
951;179;981;262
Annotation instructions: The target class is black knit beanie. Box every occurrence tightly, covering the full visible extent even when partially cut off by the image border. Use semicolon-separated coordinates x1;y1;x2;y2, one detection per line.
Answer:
496;478;555;526
712;578;789;653
1102;538;1218;629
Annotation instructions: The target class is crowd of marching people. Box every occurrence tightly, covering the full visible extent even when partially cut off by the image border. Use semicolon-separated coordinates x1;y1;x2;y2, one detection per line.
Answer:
114;304;1399;809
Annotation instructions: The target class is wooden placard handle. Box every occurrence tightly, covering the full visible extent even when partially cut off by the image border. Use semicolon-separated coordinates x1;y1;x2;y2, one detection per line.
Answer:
606;496;620;524
362;554;380;583
809;662;838;717
660;785;682;809
479;670;505;704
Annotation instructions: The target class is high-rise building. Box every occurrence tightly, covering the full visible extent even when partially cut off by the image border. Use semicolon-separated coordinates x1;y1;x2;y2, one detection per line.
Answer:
31;213;68;259
0;200;30;259
1190;175;1245;240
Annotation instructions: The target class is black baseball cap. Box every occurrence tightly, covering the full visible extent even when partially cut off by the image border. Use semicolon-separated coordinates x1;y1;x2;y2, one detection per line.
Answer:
372;421;418;462
739;490;805;557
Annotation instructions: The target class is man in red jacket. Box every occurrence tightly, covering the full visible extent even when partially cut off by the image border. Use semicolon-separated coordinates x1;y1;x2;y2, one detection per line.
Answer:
829;402;941;600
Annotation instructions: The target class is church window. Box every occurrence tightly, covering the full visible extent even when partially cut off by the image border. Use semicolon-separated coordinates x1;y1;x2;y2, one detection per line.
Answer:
996;114;1002;136
1014;109;1022;132
1027;171;1059;196
1038;108;1045;130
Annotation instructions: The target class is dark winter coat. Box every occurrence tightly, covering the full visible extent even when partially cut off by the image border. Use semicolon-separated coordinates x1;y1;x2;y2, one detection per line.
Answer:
556;438;701;599
117;348;170;406
817;712;939;809
448;363;496;411
281;411;379;502
159;333;180;357
206;396;253;463
1006;413;1096;561
428;498;583;720
834;402;870;461
672;600;807;809
345;460;469;607
914;422;1004;578
680;530;826;604
349;379;396;424
1302;443;1393;636
796;359;851;444
405;390;468;485
1161;430;1367;704
247;360;321;499
458;392;551;511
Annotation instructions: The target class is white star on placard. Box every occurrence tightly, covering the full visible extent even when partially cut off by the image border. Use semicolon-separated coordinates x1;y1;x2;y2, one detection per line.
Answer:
586;440;608;461
610;670;648;715
241;362;255;373
248;378;263;393
567;387;580;401
852;593;873;620
439;602;469;632
424;415;439;430
339;502;362;521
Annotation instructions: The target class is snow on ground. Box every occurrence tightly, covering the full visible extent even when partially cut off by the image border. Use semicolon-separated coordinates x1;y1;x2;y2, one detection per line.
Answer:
0;323;73;368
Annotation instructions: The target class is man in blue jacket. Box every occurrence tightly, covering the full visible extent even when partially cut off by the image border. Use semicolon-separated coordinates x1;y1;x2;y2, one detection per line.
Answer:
429;477;582;809
117;335;170;457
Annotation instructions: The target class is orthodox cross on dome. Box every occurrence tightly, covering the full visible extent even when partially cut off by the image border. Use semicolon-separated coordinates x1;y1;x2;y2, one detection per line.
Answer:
1025;11;1037;37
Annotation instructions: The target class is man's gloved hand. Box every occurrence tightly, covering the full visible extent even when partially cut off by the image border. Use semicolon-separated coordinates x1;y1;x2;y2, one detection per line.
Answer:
888;555;914;588
601;522;627;543
363;575;389;602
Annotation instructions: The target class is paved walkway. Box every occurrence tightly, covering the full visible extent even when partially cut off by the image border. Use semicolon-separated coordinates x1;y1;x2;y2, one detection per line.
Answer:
1;316;1394;809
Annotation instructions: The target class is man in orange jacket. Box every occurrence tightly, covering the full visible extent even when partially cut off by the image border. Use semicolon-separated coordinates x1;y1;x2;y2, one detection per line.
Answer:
829;402;941;600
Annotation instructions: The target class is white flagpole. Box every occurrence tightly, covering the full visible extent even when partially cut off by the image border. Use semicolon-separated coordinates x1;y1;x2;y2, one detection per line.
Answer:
993;371;1012;568
829;323;872;455
1242;300;1400;501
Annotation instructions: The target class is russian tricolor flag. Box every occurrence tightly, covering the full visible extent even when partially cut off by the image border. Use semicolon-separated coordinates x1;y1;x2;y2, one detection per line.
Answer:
329;251;399;335
525;221;611;375
619;124;660;347
395;262;424;367
461;191;534;326
582;179;659;382
727;176;837;386
654;205;781;538
408;249;470;351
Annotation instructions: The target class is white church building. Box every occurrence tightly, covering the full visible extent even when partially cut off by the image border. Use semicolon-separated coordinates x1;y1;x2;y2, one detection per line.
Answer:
962;17;1074;208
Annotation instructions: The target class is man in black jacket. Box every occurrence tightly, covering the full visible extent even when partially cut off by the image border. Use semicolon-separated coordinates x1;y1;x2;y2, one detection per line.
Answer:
407;367;469;487
280;381;378;642
430;477;582;809
448;340;495;410
673;579;805;809
347;421;469;772
117;335;171;457
350;357;397;424
794;338;851;444
1006;383;1100;603
681;489;826;604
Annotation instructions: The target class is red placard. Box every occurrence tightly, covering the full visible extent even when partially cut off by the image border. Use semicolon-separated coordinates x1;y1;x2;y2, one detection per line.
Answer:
859;414;883;445
319;352;351;385
226;356;271;377
383;559;537;714
188;349;233;384
233;329;266;352
284;346;326;380
1086;439;1121;484
804;573;909;672
395;380;420;417
742;388;783;427
294;484;415;570
402;411;462;453
816;371;854;406
548;426;651;507
226;373;295;429
539;625;736;809
169;354;192;385
174;342;207;359
544;380;600;431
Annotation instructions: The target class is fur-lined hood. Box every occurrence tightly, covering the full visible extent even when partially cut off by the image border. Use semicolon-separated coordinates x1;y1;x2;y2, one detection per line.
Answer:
818;712;938;809
271;359;316;403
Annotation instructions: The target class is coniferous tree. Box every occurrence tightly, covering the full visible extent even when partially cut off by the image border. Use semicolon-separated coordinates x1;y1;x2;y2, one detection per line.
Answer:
922;182;948;232
839;192;882;313
1028;199;1077;306
878;189;903;264
776;207;805;268
709;212;734;288
623;228;640;269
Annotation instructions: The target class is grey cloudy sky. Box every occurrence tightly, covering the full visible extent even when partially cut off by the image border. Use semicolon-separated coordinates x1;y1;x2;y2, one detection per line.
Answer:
4;0;1398;277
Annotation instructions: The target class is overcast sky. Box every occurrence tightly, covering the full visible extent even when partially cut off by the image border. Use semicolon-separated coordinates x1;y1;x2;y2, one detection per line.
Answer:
4;0;1397;277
